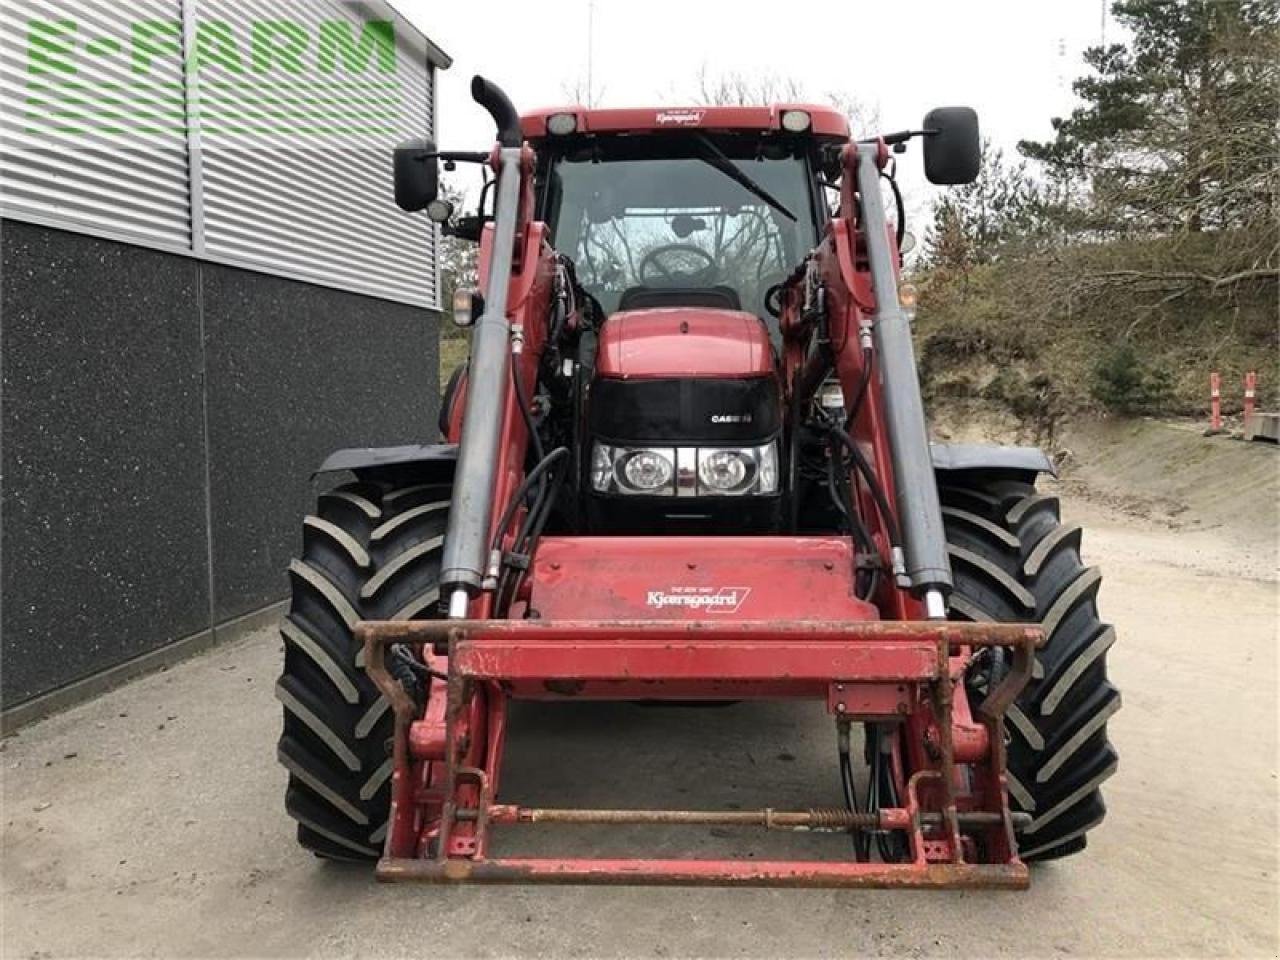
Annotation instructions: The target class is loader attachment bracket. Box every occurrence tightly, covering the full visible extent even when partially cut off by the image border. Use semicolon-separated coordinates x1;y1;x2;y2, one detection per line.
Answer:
359;618;1042;889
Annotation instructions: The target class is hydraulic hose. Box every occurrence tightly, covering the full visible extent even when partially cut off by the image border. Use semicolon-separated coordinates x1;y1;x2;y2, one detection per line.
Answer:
489;447;570;555
822;417;903;551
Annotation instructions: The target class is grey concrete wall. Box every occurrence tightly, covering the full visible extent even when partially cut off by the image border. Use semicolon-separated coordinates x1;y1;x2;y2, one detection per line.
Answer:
1;220;440;708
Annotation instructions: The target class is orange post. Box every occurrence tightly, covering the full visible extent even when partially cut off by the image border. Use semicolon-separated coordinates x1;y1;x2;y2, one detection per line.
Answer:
1244;371;1257;423
1209;372;1222;433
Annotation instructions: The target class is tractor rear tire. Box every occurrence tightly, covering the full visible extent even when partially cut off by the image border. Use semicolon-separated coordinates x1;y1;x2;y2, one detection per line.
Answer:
275;476;450;861
938;474;1120;862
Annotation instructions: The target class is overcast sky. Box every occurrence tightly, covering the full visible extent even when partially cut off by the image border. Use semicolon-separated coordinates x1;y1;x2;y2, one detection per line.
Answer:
395;0;1115;223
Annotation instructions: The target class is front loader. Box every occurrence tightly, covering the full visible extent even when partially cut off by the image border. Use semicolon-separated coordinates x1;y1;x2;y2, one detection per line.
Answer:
275;77;1119;887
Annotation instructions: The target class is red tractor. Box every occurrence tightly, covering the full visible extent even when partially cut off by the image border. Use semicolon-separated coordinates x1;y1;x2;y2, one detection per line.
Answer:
275;77;1119;887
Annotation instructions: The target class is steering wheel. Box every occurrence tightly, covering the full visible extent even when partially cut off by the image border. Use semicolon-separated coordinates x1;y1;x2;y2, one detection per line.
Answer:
638;244;719;286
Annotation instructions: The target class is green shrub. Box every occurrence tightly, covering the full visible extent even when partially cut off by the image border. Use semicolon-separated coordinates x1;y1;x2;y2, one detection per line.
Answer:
1090;343;1174;415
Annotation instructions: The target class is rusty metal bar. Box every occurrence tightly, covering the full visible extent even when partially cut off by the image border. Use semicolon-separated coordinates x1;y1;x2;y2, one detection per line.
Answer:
357;618;1043;649
931;638;964;861
375;856;1030;888
358;620;1043;695
455;639;941;684
455;805;1028;831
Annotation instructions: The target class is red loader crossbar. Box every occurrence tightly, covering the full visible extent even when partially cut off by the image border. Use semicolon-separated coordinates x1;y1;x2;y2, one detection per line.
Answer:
360;618;1041;889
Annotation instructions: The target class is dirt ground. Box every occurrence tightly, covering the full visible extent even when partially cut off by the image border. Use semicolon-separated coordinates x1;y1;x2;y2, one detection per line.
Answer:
2;423;1277;959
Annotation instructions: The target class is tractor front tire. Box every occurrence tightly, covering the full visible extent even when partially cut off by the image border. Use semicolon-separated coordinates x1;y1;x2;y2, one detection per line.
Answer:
275;477;450;861
939;473;1120;862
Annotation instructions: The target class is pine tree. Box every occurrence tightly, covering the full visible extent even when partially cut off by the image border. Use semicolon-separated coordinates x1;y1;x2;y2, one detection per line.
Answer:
1019;0;1279;237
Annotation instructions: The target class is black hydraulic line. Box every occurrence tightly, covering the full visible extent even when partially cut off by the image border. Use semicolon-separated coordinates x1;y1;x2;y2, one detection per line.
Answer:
845;347;874;430
885;170;906;250
824;451;851;522
787;382;804;532
514;457;565;560
837;722;869;862
390;644;448;684
867;724;908;863
511;358;545;466
497;449;570;616
822;416;903;550
863;566;881;604
489;447;570;554
826;439;877;602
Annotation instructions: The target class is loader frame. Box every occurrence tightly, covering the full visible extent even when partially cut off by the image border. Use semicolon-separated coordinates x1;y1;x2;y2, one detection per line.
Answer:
361;617;1041;887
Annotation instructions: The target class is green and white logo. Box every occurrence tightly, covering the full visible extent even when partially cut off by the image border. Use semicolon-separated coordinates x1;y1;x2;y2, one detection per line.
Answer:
24;16;405;140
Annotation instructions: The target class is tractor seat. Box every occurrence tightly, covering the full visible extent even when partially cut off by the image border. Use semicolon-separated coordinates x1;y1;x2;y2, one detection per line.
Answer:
616;284;742;313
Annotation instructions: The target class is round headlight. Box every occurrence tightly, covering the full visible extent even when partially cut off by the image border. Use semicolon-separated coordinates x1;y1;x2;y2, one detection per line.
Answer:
425;198;454;223
698;450;749;492
781;110;811;133
620;450;673;492
547;112;578;136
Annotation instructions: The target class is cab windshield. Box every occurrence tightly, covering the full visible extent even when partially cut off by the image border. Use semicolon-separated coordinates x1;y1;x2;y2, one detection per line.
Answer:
541;134;820;320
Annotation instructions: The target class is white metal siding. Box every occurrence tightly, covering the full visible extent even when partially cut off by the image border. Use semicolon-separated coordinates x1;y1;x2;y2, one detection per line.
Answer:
0;0;439;308
0;0;192;249
194;0;437;307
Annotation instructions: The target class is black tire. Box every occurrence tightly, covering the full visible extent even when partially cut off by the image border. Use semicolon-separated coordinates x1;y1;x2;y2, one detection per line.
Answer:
938;473;1120;862
276;476;451;860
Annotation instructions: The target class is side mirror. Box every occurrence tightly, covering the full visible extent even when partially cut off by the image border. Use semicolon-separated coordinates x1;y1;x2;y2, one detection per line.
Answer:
922;107;980;185
393;137;439;211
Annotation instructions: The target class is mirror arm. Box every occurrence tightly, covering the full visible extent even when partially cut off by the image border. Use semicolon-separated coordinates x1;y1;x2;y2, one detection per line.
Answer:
414;150;490;165
881;127;938;146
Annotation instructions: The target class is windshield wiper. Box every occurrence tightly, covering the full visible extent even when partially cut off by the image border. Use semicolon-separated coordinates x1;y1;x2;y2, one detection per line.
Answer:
691;133;797;222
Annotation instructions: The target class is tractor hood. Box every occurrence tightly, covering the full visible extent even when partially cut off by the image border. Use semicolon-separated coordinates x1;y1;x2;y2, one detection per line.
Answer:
596;307;774;380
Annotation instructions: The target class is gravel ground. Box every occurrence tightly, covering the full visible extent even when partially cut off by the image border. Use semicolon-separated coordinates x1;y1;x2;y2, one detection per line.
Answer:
2;490;1276;959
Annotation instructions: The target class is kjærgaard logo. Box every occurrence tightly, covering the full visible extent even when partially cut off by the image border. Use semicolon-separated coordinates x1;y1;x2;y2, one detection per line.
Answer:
23;14;404;142
655;109;705;126
645;586;751;613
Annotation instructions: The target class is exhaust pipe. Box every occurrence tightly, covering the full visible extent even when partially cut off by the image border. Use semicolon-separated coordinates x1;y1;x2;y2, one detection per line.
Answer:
440;77;524;613
470;76;522;148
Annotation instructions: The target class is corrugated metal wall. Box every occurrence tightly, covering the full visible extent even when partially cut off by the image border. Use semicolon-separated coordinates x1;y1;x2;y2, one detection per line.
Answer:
0;0;192;248
0;0;439;308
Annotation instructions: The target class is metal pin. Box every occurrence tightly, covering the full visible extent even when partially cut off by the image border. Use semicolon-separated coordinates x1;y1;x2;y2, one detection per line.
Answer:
924;589;947;620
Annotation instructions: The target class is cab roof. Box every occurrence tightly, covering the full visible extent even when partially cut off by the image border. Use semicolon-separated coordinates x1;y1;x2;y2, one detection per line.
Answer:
520;105;850;140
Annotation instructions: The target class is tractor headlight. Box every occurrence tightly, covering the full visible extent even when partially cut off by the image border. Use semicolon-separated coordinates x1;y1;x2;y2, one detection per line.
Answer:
781;109;812;132
619;448;675;494
698;449;748;492
591;442;778;497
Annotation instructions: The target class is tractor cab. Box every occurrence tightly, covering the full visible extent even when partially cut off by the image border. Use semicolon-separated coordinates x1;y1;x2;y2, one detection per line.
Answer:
525;107;847;530
526;105;847;327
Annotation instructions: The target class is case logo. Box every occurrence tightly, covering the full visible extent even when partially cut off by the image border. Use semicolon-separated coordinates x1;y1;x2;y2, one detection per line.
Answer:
646;586;751;613
710;413;752;424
